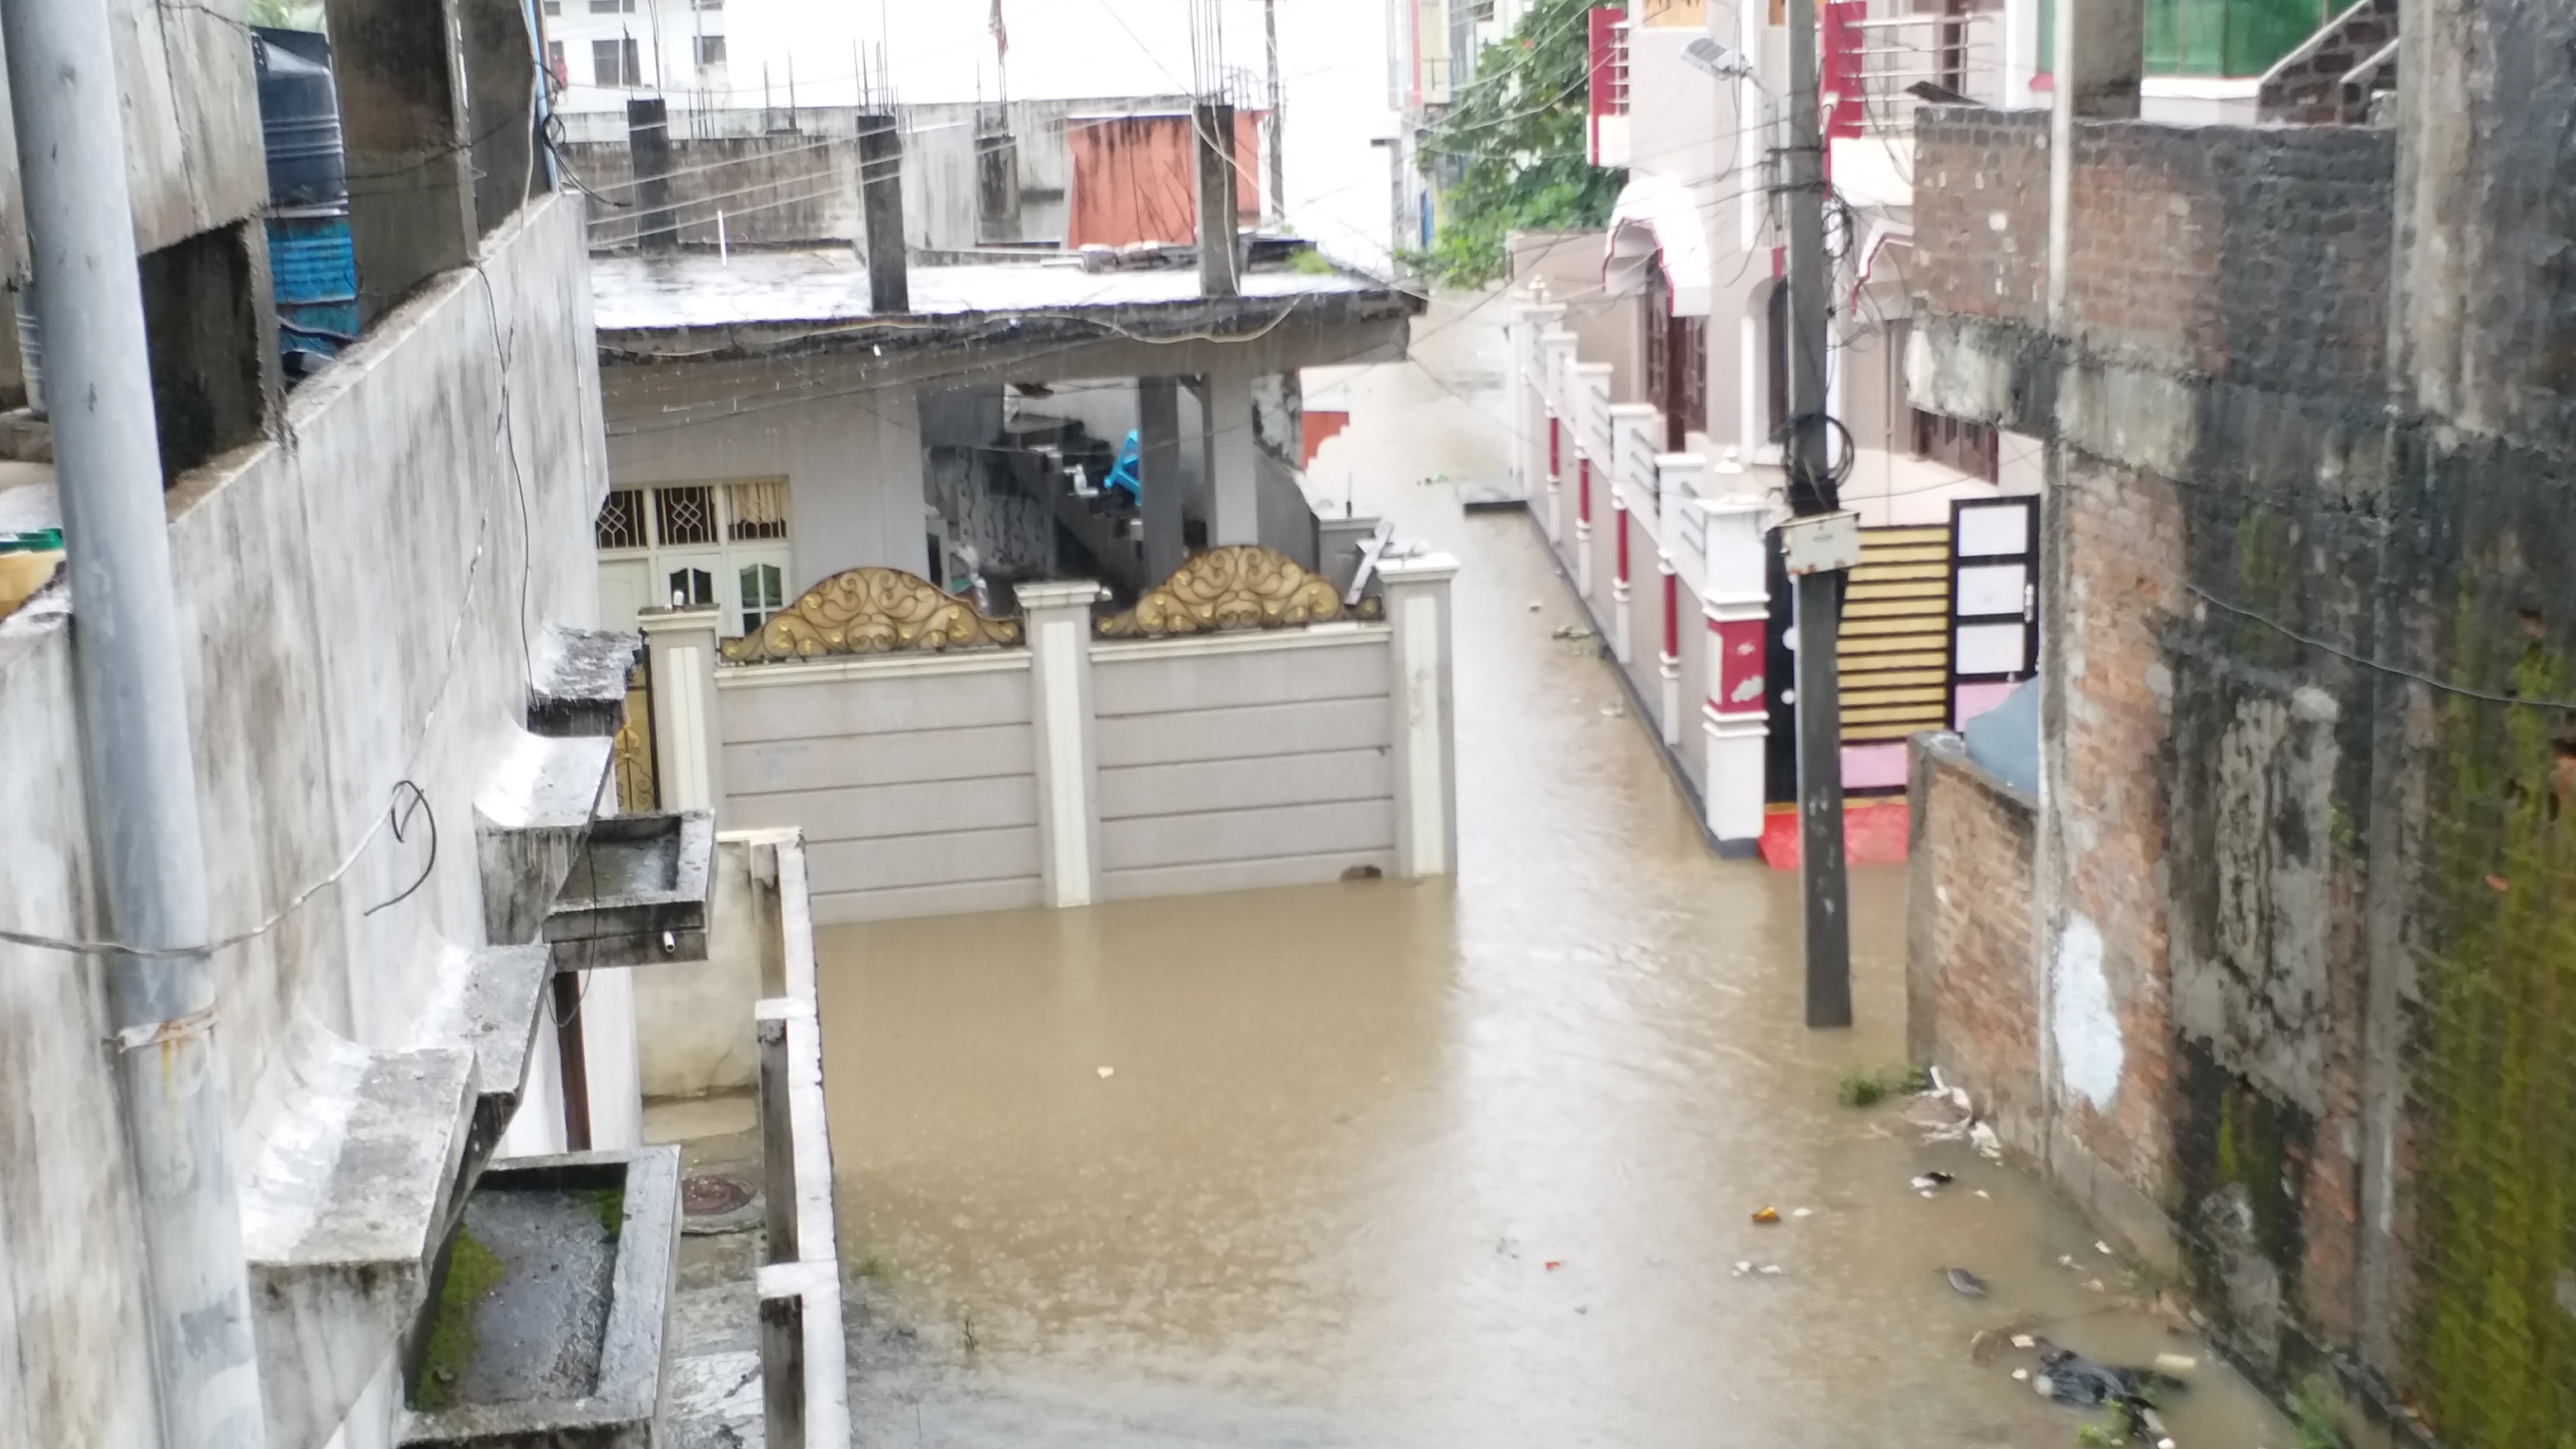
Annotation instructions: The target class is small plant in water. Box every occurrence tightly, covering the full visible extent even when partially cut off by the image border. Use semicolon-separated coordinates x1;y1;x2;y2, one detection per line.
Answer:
1836;1065;1930;1107
2073;1414;2128;1447
2289;1378;2348;1449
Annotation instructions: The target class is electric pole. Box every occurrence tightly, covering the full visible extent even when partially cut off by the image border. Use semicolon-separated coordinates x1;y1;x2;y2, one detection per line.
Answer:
1783;0;1852;1027
1263;0;1285;223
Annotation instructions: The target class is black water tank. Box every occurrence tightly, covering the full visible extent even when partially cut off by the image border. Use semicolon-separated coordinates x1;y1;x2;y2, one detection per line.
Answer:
252;27;345;207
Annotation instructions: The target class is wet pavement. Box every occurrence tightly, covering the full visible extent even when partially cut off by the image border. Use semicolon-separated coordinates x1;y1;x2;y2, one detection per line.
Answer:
677;293;2298;1447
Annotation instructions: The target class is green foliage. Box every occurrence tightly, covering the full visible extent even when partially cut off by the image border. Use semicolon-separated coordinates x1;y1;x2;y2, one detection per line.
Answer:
1404;0;1626;288
2073;1415;2128;1448
1836;1064;1926;1107
2288;1379;2348;1449
1287;247;1337;276
2414;599;2576;1449
413;1231;506;1411
248;0;323;30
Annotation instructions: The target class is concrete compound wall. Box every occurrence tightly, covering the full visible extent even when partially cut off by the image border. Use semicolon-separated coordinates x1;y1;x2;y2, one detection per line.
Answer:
0;193;608;1446
1905;31;2576;1440
1092;630;1399;897
642;560;1457;926
722;654;1045;923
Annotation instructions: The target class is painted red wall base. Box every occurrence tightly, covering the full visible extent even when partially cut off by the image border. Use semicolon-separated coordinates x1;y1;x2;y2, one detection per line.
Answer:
1756;799;1909;870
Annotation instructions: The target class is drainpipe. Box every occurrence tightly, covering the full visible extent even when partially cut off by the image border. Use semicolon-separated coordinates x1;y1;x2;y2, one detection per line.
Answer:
0;0;268;1445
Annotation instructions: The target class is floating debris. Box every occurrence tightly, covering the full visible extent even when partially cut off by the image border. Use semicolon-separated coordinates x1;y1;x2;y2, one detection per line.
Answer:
1096;1066;1115;1079
1751;1206;1781;1225
1911;1171;1955;1193
1944;1267;1988;1298
1550;623;1596;640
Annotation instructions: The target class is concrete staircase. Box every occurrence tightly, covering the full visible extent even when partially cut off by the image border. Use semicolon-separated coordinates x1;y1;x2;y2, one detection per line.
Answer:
2257;0;2398;125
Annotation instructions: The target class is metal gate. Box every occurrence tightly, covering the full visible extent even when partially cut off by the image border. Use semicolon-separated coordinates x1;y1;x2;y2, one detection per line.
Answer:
1837;524;1955;759
1946;496;2040;727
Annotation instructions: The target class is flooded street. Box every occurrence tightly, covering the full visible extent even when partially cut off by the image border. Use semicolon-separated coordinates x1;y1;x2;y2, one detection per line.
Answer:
807;295;2293;1448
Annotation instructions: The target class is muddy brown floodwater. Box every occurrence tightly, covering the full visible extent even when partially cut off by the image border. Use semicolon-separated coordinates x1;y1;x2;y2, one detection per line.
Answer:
811;294;2294;1448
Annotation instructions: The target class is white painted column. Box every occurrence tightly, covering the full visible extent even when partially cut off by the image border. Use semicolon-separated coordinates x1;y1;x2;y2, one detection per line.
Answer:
640;605;726;820
1541;329;1578;547
1380;553;1460;880
1697;498;1772;855
1658;554;1684;748
1020;580;1106;907
1608;403;1659;667
1206;358;1261;547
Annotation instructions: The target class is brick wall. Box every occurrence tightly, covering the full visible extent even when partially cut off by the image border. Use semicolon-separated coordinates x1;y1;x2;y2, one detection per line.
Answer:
2053;452;2187;1202
1911;108;2394;391
1905;738;2042;1150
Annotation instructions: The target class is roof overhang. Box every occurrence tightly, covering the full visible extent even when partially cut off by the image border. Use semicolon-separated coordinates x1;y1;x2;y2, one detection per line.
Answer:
1603;173;1713;319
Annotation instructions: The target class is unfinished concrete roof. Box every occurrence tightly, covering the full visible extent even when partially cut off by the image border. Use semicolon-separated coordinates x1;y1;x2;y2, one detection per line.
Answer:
590;250;1413;357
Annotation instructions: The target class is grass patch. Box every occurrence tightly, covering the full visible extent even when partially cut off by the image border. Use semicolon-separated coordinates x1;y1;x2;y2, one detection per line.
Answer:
577;1184;624;1239
852;1253;892;1282
1286;247;1334;276
413;1230;506;1411
2289;1379;2348;1449
1838;1064;1933;1107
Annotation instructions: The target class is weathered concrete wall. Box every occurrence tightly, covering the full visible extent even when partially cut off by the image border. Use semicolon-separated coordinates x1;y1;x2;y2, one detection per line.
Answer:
1092;629;1399;897
1906;63;2576;1444
1905;735;2044;1156
557;98;1163;253
0;193;605;1444
602;363;930;593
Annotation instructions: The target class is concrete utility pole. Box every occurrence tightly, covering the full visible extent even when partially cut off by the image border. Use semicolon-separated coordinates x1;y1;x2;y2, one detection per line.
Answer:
1263;0;1285;222
1783;0;1853;1028
0;0;269;1442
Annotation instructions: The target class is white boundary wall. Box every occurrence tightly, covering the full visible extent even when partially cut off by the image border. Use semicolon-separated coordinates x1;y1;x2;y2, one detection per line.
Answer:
640;562;1458;923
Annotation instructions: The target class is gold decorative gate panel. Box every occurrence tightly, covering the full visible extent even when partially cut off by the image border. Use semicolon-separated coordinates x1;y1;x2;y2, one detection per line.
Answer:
1836;525;1953;747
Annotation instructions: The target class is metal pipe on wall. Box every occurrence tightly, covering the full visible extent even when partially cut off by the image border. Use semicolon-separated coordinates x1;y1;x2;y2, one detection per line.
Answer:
0;0;269;1443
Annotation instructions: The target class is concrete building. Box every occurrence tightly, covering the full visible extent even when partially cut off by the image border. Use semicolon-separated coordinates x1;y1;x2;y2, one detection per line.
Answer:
565;98;1462;924
0;4;845;1447
1901;0;2573;1442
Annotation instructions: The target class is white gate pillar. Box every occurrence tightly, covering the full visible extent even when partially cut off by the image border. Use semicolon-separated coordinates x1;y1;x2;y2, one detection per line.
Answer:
1697;499;1772;854
1020;580;1107;907
641;605;725;820
1380;553;1460;879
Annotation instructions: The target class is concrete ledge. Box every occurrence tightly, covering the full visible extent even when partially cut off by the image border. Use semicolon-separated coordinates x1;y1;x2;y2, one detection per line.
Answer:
474;730;615;946
243;1036;479;1449
399;1145;682;1447
529;626;642;738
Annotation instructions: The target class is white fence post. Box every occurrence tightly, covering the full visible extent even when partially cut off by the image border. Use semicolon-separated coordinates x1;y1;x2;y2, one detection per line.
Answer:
1542;330;1578;547
640;605;725;817
1018;580;1106;908
1608;404;1660;666
1697;498;1772;854
1380;553;1460;879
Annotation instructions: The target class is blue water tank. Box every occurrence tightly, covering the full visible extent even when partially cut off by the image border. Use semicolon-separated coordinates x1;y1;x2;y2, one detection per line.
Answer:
252;27;345;209
269;211;357;362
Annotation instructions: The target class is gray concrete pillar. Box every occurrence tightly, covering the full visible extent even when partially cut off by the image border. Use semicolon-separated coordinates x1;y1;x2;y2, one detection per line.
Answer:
1318;514;1382;595
627;97;675;254
321;0;476;324
1020;580;1106;908
1138;376;1185;583
1206;359;1259;547
755;998;803;1263
639;606;724;819
1193;101;1240;298
858;113;909;314
1380;552;1460;879
461;0;539;238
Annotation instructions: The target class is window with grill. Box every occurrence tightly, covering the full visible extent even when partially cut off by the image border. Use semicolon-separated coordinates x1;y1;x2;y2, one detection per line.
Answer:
655;485;717;547
589;0;634;12
592;36;641;86
667;567;715;608
1912;408;2000;484
595;489;647;550
724;481;787;540
695;35;727;66
739;563;785;634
